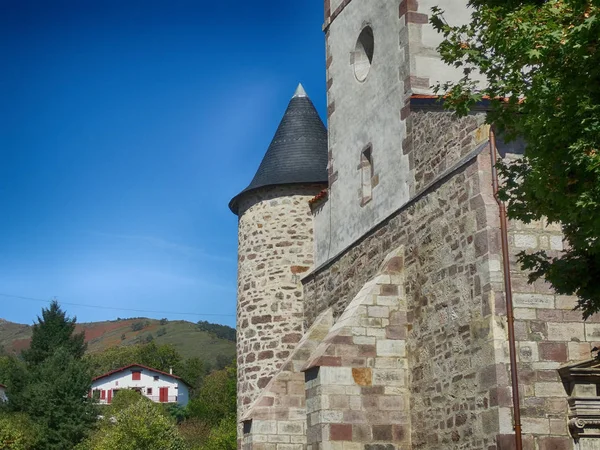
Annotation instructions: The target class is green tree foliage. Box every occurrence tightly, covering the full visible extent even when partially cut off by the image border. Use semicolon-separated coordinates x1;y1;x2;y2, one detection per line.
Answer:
199;415;237;450
77;400;185;450
431;0;600;317
105;388;150;416
22;300;87;366
177;418;212;448
4;302;95;449
0;413;42;450
130;321;146;332
186;365;236;426
5;348;96;449
196;321;236;342
176;357;208;396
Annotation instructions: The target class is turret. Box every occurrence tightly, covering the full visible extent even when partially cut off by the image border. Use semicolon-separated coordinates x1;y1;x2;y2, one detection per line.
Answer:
229;84;328;420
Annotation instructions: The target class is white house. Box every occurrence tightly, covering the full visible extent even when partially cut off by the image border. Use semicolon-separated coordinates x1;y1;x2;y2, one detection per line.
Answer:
0;383;7;402
90;364;190;407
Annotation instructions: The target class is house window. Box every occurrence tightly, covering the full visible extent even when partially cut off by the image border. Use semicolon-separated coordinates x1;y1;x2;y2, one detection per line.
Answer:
147;388;153;395
154;376;159;381
100;390;106;400
360;145;374;205
92;390;101;400
132;371;141;381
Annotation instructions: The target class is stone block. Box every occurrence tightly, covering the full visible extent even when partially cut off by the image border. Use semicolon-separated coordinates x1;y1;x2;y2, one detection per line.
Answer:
368;306;390;318
254;421;278;435
537;436;571;450
555;296;577;310
372;425;393;441
513;294;554;309
277;421;304;435
534;382;565;397
320;367;354;386
521;417;549;434
376;295;399;306
330;424;352;441
372;369;406;386
317;410;344;424
568;342;591;361
376;340;406;357
277;445;304;450
547;322;585;341
538;342;567;362
352;368;372;386
518;342;539;363
514;308;537;320
513;234;538;249
549;236;564;251
586;323;600;341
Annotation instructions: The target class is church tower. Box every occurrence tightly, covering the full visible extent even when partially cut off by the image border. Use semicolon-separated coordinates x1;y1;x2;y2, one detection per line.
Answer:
229;84;328;420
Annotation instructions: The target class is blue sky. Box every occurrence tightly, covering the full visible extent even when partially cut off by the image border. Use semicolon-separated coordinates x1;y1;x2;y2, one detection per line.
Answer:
0;1;327;328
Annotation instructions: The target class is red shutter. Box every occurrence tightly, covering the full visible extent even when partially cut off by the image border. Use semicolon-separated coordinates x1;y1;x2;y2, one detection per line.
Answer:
132;371;141;381
100;390;106;400
107;390;112;404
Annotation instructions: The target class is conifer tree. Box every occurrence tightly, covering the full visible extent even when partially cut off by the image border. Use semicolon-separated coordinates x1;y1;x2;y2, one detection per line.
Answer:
5;301;95;449
22;300;87;366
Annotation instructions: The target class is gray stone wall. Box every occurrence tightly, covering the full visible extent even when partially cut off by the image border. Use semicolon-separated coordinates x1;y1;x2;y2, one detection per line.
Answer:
235;184;324;420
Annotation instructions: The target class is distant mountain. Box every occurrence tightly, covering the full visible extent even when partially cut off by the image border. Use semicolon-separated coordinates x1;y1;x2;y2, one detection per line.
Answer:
0;317;236;366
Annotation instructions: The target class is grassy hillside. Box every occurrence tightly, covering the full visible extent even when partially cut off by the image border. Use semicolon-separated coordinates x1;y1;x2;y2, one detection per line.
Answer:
0;317;235;367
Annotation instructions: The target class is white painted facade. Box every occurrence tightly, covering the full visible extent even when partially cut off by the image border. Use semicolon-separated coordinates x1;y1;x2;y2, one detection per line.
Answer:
0;384;7;402
91;365;189;407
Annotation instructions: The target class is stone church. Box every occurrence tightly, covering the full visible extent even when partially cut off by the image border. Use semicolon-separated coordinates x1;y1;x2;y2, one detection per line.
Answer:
229;1;600;449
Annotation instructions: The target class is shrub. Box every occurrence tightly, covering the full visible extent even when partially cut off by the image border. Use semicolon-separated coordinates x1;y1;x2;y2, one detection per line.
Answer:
131;322;145;332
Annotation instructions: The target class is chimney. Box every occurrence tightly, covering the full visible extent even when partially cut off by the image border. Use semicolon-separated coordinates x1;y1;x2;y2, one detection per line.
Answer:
169;367;173;375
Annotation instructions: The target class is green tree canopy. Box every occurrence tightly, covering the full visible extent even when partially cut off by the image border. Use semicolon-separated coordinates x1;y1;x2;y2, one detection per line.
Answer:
5;347;96;449
186;364;236;426
22;300;86;366
431;0;600;317
0;413;42;450
77;400;185;450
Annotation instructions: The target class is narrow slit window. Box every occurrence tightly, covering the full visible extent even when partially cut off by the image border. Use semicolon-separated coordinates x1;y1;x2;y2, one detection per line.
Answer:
361;146;373;203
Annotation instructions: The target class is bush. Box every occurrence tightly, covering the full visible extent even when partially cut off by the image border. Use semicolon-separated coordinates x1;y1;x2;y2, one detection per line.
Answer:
159;318;168;325
78;400;185;450
131;321;145;332
156;328;167;337
200;416;237;450
178;418;211;448
0;413;42;450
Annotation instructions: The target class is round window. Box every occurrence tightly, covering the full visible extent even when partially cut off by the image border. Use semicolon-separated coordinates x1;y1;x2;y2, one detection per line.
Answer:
353;26;374;82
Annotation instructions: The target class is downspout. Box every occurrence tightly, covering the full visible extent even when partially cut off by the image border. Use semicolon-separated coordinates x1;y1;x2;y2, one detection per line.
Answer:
489;128;523;450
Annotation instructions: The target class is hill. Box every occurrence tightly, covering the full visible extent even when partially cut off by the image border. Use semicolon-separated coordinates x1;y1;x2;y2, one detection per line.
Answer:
0;317;236;367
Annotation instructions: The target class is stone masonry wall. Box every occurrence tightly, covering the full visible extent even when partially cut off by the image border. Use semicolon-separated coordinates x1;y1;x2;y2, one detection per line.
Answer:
240;310;334;450
305;110;507;447
303;248;411;450
305;110;490;326
236;184;324;421
304;109;587;449
505;217;587;450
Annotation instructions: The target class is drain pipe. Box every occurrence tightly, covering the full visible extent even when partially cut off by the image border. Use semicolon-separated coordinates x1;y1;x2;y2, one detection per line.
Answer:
489;128;523;450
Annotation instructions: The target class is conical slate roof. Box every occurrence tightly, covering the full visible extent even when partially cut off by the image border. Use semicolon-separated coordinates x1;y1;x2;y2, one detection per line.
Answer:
229;84;328;215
